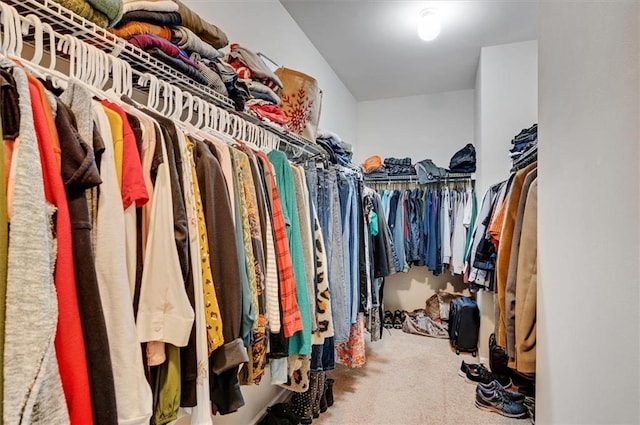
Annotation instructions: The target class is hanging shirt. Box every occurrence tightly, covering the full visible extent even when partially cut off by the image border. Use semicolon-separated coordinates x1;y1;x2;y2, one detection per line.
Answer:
268;150;312;356
29;75;94;425
93;102;153;425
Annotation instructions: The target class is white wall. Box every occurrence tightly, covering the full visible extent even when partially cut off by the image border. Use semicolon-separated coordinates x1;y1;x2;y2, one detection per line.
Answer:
356;89;474;314
355;89;475;167
177;2;358;423
185;0;359;145
476;40;538;196
474;40;538;363
538;2;640;424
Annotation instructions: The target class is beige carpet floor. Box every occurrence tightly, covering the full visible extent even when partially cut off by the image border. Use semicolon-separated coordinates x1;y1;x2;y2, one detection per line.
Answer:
316;329;528;425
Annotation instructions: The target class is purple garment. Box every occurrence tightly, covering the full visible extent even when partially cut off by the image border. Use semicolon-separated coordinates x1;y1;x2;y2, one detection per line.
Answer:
127;34;198;68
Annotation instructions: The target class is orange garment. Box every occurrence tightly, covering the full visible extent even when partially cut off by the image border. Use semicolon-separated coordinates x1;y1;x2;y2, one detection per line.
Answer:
109;21;172;40
495;162;537;349
28;75;94;425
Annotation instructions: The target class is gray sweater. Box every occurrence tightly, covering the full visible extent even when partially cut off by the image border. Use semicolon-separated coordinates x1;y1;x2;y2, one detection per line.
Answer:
2;62;70;424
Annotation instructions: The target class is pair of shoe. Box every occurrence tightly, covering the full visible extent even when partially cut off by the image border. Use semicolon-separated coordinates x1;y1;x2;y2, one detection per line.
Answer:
475;382;529;419
383;310;405;329
459;361;513;387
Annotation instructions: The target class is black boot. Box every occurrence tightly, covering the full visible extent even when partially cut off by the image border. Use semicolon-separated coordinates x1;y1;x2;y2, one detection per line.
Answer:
291;389;313;424
325;378;335;407
489;333;512;387
309;371;324;419
319;374;328;413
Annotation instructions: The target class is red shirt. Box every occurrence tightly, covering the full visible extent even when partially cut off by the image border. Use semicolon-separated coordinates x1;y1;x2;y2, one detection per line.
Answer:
28;75;94;425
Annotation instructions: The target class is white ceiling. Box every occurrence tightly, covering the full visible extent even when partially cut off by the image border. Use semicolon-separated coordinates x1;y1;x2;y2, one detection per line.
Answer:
280;1;538;101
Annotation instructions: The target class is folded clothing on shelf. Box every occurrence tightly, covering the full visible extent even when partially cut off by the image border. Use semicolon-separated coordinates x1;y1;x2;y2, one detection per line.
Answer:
110;21;172;39
115;10;182;27
243;79;281;105
317;137;352;166
146;47;210;86
123;0;178;14
172;26;223;59
87;0;123;26
51;0;110;28
227;44;283;90
173;0;229;49
247;100;290;125
384;157;416;175
127;34;197;67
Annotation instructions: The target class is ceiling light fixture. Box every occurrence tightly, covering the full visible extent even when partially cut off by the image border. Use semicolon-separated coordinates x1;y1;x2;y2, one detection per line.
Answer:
417;8;441;42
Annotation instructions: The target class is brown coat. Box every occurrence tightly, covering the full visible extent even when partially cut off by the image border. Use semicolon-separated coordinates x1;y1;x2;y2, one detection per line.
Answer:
515;179;537;374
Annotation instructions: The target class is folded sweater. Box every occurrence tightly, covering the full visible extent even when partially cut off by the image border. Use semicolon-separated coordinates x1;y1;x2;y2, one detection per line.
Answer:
173;0;228;49
87;0;123;26
123;0;179;14
110;21;172;40
51;0;109;28
172;26;222;59
227;43;283;89
115;10;182;27
127;34;198;68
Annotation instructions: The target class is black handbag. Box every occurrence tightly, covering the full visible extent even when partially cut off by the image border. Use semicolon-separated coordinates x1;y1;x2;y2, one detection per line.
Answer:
449;143;476;173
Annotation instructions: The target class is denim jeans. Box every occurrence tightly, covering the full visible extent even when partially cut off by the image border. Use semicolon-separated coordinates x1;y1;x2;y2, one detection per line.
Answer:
328;170;350;343
348;177;360;323
338;173;354;323
310;336;336;371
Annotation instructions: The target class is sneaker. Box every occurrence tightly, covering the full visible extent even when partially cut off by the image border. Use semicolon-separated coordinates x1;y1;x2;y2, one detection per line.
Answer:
478;380;525;403
393;310;404;329
383;311;393;329
464;363;494;385
458;360;483;378
475;386;529;419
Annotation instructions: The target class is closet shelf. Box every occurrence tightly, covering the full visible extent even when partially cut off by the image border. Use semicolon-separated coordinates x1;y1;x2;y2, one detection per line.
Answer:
8;0;235;109
6;0;328;159
364;173;475;183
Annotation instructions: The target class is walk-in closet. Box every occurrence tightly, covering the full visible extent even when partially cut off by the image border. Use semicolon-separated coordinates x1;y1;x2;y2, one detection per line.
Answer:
0;1;638;424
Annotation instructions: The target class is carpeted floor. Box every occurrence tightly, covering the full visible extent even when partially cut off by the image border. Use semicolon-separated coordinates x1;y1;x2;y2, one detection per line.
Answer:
316;329;528;425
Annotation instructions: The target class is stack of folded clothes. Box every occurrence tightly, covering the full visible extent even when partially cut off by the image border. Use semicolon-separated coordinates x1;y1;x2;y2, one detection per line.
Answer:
384;157;416;176
316;130;353;166
109;0;253;110
510;123;537;164
225;44;290;126
52;0;123;28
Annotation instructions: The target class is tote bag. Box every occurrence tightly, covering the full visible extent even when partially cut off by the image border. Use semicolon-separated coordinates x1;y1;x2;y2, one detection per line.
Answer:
275;67;323;142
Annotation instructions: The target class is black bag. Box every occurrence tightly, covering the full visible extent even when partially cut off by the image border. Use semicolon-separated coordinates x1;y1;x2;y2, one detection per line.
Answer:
258;403;301;425
449;143;476;173
448;296;480;356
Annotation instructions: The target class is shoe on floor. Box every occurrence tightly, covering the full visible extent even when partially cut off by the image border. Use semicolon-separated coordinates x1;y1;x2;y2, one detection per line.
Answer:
463;363;513;388
383;311;393;329
458;360;483;378
393;310;404;329
478;380;526;403
475;386;529;419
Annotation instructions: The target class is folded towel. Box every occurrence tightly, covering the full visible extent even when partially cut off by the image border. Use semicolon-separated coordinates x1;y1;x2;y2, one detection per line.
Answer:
227;44;283;89
173;0;228;49
87;0;123;26
123;0;178;14
110;21;172;40
51;0;109;27
172;26;222;59
115;10;182;27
